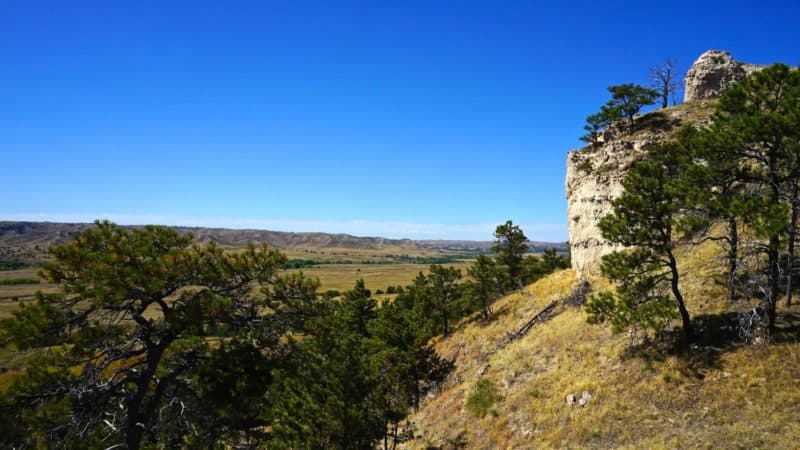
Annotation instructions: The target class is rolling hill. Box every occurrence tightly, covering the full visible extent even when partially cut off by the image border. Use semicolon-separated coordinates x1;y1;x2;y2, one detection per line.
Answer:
0;221;567;263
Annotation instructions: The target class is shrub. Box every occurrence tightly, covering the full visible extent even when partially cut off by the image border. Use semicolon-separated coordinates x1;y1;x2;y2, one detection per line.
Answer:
465;379;500;418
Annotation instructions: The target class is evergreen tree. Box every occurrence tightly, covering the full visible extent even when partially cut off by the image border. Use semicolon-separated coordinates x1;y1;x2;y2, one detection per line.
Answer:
586;141;696;342
492;220;529;289
580;104;622;146
426;265;462;335
681;126;753;302
0;221;319;449
269;279;451;449
711;64;800;332
607;83;658;125
467;254;505;321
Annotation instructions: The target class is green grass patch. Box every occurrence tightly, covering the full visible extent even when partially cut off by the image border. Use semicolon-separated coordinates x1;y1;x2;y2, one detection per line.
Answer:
465;379;501;418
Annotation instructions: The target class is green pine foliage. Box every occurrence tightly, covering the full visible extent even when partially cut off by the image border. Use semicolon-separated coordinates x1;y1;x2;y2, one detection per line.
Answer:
587;63;800;342
492;220;529;289
0;220;569;448
606;83;658;124
586;140;697;342
467;255;506;321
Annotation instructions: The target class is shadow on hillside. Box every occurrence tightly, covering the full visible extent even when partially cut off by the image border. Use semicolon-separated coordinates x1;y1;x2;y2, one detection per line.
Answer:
621;310;800;379
629;111;682;134
774;310;800;342
454;296;516;331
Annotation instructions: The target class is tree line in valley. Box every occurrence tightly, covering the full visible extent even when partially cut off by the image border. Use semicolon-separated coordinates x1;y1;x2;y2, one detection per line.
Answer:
583;64;800;345
0;220;568;449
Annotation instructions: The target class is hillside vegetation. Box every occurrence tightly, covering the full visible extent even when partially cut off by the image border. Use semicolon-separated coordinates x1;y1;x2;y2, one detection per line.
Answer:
403;240;800;448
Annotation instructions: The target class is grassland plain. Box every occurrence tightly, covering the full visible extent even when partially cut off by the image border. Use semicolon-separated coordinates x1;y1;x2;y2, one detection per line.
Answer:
0;259;476;316
402;240;800;449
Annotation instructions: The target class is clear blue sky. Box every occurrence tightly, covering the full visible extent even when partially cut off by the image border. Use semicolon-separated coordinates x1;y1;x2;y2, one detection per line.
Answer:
2;1;798;241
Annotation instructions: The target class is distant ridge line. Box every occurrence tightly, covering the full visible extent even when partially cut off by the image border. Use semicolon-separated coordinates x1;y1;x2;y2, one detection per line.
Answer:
0;221;567;262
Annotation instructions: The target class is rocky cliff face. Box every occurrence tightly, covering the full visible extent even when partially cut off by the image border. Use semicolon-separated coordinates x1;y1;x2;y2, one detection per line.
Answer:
566;50;761;277
565;108;695;276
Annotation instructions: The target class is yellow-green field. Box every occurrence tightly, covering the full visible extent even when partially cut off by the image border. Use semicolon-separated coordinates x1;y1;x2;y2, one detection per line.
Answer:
0;268;57;301
0;260;475;318
298;261;473;293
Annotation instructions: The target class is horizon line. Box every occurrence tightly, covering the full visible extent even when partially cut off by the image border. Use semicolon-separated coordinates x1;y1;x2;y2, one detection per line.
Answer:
0;213;569;243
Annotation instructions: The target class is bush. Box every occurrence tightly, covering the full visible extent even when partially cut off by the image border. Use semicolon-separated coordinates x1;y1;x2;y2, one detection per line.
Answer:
0;261;26;271
0;278;40;286
465;379;500;418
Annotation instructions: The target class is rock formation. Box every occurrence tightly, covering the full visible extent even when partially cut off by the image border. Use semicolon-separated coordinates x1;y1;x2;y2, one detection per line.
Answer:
684;50;764;102
566;125;670;276
566;50;765;277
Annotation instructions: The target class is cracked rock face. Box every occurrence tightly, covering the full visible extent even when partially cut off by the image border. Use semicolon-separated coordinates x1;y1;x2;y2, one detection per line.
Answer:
566;137;645;277
684;50;763;102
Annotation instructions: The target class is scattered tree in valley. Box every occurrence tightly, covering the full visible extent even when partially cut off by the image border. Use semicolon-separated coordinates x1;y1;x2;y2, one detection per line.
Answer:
492;220;529;289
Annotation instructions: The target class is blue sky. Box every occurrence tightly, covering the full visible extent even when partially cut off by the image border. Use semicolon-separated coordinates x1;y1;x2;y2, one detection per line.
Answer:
2;1;798;241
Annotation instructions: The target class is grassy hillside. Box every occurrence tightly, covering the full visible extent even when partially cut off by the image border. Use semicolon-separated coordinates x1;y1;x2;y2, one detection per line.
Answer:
403;241;800;449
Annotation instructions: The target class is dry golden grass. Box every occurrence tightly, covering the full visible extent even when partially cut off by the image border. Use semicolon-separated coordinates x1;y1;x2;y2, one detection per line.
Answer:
404;242;800;449
300;261;473;294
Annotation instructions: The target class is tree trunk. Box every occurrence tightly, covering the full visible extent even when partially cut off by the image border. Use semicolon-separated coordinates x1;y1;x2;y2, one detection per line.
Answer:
767;237;781;338
787;184;799;306
727;217;739;302
668;252;693;344
124;343;168;450
383;417;389;450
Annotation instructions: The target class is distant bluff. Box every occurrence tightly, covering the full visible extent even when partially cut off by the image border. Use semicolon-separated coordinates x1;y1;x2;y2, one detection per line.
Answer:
566;50;769;277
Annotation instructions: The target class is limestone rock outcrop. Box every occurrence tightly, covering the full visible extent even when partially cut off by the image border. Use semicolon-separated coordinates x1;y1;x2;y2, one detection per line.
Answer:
684;50;763;102
566;131;651;276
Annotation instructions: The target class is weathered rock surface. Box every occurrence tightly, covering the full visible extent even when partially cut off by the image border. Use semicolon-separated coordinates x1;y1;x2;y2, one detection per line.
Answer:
566;138;642;277
684;50;763;102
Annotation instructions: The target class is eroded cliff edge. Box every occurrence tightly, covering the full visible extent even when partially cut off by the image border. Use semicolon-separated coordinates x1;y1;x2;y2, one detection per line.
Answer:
566;50;765;277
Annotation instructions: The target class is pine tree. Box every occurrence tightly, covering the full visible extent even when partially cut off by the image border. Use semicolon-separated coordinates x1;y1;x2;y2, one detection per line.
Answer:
492;220;529;289
0;221;319;449
586;141;695;342
648;58;681;108
426;265;462;335
711;64;800;332
607;83;659;125
467;254;505;321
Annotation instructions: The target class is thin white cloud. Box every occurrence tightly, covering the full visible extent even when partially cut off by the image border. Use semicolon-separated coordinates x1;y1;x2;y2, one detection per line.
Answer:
0;213;568;242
